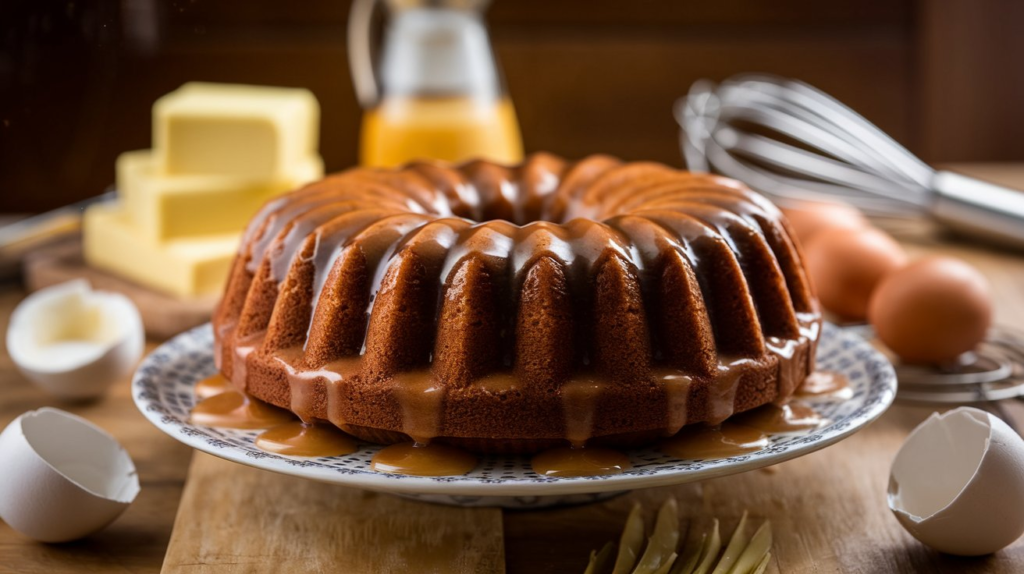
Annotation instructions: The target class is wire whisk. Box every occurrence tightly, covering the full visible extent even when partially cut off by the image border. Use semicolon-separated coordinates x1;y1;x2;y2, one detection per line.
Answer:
677;75;1024;251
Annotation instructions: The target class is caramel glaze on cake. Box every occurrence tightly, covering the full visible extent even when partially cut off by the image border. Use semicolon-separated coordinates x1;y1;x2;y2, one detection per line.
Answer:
212;153;821;454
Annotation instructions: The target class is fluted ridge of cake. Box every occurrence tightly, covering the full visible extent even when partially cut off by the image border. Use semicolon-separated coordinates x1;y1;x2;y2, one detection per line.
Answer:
213;154;816;398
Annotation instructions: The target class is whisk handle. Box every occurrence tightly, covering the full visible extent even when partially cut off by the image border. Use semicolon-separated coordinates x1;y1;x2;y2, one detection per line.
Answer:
932;171;1024;251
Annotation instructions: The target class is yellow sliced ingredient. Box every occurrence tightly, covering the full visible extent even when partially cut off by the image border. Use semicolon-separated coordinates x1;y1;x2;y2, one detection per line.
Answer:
581;502;773;574
751;552;772;574
652;553;679;574
612;503;646;574
633;498;682;574
692;518;722;574
712;511;750;574
728;521;772;574
670;531;705;574
585;542;617;574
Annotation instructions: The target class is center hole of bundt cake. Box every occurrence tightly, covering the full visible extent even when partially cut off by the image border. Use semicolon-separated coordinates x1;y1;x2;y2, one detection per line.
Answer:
454;202;565;227
442;164;590;225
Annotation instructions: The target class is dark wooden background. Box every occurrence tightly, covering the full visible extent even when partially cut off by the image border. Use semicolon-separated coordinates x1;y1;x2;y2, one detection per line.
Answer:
2;0;1023;213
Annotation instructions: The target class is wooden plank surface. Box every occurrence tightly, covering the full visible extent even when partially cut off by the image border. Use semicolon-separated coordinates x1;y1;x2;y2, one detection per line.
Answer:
2;163;1024;572
503;404;1024;573
161;454;505;574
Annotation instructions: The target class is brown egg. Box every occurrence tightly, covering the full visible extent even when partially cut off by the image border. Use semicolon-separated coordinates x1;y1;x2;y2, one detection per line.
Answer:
781;200;868;245
869;256;992;364
802;226;907;320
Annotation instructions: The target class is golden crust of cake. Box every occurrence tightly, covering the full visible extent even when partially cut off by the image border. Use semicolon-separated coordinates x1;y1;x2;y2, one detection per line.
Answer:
213;153;820;453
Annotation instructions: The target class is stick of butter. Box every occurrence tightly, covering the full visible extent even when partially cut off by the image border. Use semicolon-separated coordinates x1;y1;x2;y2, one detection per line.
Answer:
84;204;241;298
118;150;322;242
153;82;320;179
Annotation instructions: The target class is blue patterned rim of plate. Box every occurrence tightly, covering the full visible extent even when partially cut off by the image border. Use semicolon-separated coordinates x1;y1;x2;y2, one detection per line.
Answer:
133;322;895;507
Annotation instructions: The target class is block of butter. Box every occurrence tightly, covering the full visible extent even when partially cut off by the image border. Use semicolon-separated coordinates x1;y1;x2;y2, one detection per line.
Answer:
118;149;322;242
84;205;240;297
153;82;320;179
83;82;324;298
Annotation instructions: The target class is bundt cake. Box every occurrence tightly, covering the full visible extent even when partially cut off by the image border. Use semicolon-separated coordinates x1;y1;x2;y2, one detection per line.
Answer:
212;153;820;453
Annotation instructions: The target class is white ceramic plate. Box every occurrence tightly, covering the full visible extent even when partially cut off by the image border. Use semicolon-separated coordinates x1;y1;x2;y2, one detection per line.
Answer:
133;322;895;508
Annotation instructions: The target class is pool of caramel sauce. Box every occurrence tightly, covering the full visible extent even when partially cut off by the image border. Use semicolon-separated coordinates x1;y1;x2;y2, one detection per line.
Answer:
255;421;358;457
190;375;360;459
731;402;822;434
192;375;479;476
370;442;478;477
530;447;632;477
659;399;825;460
796;371;851;399
194;373;234;399
530;399;825;475
189;371;839;476
189;390;296;430
660;422;770;459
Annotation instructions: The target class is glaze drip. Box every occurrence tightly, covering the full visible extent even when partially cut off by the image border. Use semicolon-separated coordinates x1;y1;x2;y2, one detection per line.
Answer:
660;422;769;459
797;371;851;400
254;422;358;457
531;447;632;477
194;373;233;400
190;391;295;430
370;442;478;476
731;402;823;434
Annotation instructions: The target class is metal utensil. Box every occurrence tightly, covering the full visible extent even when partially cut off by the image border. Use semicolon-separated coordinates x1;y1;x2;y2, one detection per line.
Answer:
677;74;1024;251
844;323;1024;405
0;191;115;281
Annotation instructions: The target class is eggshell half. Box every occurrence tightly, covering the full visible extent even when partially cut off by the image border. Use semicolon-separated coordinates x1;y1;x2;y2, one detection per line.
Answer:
7;280;144;400
0;408;140;542
888;407;1024;556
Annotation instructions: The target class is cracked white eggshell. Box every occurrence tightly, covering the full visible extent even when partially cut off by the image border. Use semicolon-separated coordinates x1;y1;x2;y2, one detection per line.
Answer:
7;280;144;400
888;407;1024;556
0;408;140;542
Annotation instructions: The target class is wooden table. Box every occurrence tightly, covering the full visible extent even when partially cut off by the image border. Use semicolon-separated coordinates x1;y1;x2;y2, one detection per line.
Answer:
2;164;1024;573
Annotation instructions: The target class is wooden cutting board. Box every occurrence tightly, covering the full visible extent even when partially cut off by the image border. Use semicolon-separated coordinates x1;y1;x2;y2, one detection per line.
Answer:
161;453;505;574
22;238;217;339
